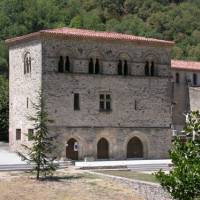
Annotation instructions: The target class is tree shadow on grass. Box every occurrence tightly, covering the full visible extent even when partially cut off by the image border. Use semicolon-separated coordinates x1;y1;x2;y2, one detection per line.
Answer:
39;174;84;182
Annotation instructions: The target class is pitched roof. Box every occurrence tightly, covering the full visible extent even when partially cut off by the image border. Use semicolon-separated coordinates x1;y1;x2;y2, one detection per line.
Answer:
171;60;200;71
5;27;174;47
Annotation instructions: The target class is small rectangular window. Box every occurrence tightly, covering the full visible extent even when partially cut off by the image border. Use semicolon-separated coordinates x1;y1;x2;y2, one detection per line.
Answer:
28;129;34;141
135;100;137;110
99;93;112;112
176;73;179;83
193;73;197;85
27;97;29;109
74;93;80;110
16;129;21;141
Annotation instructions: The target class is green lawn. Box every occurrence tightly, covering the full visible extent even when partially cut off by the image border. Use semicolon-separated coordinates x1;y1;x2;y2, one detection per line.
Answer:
97;170;158;183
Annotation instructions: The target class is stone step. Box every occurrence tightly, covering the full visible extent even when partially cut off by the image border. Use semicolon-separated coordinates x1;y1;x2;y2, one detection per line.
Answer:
0;161;72;171
127;163;171;171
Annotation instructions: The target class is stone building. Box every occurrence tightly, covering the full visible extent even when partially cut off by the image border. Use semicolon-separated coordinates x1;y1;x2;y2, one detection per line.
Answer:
171;60;200;133
6;28;174;160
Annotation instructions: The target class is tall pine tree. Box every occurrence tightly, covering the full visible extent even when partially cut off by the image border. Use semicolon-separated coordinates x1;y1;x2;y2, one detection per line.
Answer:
18;91;57;180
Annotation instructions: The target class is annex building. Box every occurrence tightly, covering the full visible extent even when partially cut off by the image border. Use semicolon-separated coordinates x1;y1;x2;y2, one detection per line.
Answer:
6;28;174;160
171;60;200;133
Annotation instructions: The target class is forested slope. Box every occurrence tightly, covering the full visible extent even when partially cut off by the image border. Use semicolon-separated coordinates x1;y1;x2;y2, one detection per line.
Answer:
1;0;200;74
0;0;200;140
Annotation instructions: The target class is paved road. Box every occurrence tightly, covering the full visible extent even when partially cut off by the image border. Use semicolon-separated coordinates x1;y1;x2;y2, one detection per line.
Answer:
0;142;25;165
0;142;71;171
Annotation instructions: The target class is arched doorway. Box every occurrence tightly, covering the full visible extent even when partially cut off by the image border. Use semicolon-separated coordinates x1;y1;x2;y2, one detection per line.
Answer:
127;137;143;158
66;138;78;160
97;138;109;159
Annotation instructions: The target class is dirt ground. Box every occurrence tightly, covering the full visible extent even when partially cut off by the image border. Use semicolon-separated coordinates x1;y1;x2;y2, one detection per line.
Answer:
0;168;143;200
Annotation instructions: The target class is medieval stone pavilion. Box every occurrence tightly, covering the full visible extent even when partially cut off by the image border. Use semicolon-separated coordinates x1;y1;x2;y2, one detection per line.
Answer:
6;28;174;160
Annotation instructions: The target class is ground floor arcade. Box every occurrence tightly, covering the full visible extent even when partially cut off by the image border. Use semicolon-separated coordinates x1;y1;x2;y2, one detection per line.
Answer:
54;127;172;161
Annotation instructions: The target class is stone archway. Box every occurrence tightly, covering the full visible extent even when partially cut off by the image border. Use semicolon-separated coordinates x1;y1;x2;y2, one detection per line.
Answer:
97;138;109;159
127;137;143;158
66;138;78;160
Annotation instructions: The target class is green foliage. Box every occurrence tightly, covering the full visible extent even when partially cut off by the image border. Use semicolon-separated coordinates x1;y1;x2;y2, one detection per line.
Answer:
18;91;58;180
1;0;200;142
1;0;200;76
0;75;8;141
155;111;200;200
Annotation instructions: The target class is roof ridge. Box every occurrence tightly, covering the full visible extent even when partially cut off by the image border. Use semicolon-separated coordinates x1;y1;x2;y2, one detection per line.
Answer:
5;27;174;46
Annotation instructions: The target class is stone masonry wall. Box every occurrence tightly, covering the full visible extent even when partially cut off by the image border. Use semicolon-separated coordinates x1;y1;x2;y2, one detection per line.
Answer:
49;127;172;160
9;40;42;151
172;69;200;132
42;38;172;128
8;35;173;159
189;86;200;111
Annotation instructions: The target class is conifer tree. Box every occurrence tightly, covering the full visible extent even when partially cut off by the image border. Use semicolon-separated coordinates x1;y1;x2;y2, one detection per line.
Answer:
18;91;57;180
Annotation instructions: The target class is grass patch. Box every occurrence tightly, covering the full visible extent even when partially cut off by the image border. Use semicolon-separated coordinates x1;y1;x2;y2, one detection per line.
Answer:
97;170;158;183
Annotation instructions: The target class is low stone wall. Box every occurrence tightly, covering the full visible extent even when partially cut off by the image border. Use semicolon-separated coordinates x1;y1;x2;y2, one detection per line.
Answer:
90;171;172;200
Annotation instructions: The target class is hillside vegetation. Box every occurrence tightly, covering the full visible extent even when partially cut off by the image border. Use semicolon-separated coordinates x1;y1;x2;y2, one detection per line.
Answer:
1;0;200;74
0;0;200;140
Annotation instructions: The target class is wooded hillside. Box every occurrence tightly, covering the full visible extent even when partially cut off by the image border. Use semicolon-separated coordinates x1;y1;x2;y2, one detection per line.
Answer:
0;0;200;141
1;0;200;74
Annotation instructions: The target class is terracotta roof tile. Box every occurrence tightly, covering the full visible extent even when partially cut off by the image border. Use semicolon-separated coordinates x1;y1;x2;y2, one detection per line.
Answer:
171;60;200;71
5;27;174;46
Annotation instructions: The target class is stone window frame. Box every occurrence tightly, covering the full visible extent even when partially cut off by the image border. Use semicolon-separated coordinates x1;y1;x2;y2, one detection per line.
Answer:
117;52;131;76
58;55;72;73
143;52;159;77
24;52;31;75
193;73;198;86
26;97;29;109
74;93;80;111
57;47;76;73
16;129;21;141
145;60;155;76
88;50;103;74
175;72;180;84
99;92;112;112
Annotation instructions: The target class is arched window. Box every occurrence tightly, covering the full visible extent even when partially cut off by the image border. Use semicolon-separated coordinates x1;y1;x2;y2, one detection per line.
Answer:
89;58;94;74
95;58;100;74
150;61;154;76
118;60;122;75
65;56;70;72
124;60;128;76
24;52;31;75
58;56;64;73
118;60;128;76
58;56;71;73
88;58;100;74
145;61;149;76
29;57;31;73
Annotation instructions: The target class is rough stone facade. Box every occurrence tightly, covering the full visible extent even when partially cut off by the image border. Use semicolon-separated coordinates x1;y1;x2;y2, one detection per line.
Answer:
8;29;173;160
171;67;200;132
9;40;42;151
189;87;200;111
